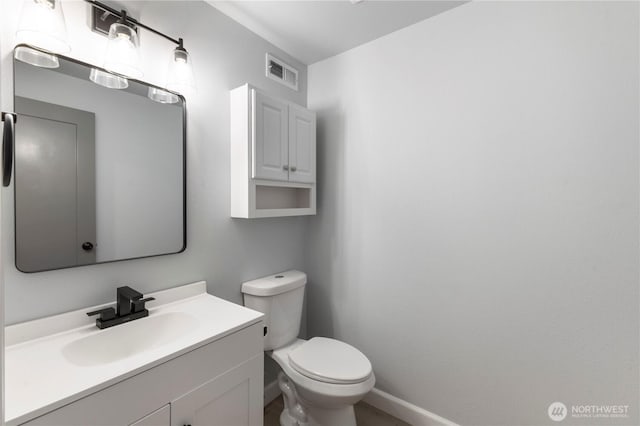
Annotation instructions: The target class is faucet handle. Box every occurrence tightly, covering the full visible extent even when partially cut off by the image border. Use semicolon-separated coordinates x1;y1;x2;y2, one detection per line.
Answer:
132;297;155;313
87;307;116;321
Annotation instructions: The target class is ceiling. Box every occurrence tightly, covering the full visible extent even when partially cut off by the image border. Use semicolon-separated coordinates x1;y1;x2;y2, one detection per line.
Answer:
207;1;466;65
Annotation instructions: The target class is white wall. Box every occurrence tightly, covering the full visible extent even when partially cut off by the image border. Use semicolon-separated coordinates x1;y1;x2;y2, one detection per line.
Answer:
15;62;183;262
1;0;308;324
307;2;639;425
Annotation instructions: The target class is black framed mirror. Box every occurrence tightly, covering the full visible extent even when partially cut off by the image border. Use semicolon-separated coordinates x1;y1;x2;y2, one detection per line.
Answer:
13;44;186;273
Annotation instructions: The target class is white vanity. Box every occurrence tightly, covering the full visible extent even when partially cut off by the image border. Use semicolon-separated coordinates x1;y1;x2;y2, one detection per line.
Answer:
4;282;264;426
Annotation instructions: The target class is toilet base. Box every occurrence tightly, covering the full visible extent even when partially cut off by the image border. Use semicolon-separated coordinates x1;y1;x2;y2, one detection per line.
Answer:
277;372;358;426
279;408;303;426
298;404;356;426
278;400;357;426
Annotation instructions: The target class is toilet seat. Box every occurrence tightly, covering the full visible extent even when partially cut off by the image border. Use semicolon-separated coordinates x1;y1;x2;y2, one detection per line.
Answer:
288;337;372;384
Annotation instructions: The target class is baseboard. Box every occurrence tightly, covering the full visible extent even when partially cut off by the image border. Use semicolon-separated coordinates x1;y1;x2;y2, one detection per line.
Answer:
363;388;459;426
264;379;282;407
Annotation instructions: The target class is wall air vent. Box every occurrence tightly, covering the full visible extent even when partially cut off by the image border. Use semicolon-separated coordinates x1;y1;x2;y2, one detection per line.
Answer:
266;53;298;91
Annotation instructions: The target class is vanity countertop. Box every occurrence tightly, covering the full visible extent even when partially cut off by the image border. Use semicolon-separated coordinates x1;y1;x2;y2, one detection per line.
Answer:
4;281;263;426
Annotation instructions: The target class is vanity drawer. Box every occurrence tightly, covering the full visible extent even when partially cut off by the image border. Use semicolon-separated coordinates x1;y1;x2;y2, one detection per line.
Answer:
21;323;263;426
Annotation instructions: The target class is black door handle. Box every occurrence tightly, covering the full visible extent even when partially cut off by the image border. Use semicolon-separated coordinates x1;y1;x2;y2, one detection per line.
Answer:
82;242;94;251
2;112;16;187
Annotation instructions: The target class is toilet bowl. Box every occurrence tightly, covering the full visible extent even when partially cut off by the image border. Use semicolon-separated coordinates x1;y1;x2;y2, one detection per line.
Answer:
270;338;375;426
242;271;375;426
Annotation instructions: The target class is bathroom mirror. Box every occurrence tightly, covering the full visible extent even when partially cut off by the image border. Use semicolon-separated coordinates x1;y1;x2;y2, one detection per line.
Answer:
13;45;186;273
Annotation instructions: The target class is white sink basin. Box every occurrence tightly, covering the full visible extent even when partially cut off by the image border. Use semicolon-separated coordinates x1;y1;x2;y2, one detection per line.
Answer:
62;312;198;366
5;281;264;426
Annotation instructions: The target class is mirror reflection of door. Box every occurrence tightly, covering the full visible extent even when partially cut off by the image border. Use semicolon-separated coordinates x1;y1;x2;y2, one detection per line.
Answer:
15;96;96;272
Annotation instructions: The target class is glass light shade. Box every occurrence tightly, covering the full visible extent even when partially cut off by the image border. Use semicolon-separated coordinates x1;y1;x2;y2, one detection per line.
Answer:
147;87;179;104
89;68;128;89
103;22;142;79
16;0;70;54
14;45;59;68
166;48;195;94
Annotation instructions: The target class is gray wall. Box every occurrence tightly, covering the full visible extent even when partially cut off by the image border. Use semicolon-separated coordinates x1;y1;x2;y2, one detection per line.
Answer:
1;0;308;324
307;2;639;425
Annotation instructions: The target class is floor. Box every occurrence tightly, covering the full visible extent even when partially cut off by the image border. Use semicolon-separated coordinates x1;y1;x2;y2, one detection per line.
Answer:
264;395;411;426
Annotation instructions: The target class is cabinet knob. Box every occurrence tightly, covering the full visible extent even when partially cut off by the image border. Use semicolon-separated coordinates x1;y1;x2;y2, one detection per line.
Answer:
283;165;289;171
290;166;297;172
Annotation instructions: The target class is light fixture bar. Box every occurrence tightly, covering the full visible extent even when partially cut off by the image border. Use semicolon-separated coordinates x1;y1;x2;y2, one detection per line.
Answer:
85;0;195;95
84;0;181;46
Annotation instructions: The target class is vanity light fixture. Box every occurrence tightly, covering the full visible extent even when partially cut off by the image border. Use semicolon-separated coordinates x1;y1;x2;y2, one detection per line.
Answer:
102;10;143;79
15;0;70;68
166;38;196;95
86;0;195;102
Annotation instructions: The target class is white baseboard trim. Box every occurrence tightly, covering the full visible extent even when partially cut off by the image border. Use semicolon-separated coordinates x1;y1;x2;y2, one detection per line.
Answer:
363;388;459;426
264;379;282;407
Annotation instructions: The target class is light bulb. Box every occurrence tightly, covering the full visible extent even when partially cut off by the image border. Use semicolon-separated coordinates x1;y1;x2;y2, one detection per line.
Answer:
16;0;70;55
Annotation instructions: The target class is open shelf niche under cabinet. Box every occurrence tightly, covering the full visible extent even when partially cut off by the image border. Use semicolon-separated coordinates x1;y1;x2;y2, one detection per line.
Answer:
230;83;316;218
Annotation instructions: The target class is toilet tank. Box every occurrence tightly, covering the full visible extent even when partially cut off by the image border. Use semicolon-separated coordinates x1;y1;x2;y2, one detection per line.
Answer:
241;270;306;350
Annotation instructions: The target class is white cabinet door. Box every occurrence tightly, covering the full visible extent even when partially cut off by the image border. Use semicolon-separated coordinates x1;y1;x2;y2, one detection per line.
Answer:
253;90;289;181
288;104;316;184
171;355;263;426
130;405;170;426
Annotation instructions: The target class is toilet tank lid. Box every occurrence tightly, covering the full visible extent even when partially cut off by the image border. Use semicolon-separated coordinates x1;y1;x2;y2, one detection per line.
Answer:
241;270;307;296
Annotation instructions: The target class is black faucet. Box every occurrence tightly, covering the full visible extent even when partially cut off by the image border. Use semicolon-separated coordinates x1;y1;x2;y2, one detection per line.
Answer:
87;286;155;329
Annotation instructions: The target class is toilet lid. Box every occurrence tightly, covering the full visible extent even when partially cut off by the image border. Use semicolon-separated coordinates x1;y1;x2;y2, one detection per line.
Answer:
288;337;372;384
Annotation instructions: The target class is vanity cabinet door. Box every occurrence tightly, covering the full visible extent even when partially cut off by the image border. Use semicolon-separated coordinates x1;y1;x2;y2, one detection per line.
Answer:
171;354;263;426
129;405;170;426
252;90;289;182
288;104;316;184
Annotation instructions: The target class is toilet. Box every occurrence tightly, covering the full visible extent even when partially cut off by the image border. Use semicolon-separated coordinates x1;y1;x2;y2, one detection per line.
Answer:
242;270;375;426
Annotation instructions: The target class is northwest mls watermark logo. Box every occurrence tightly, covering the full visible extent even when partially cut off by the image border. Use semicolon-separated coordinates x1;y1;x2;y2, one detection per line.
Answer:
548;402;567;422
548;402;629;422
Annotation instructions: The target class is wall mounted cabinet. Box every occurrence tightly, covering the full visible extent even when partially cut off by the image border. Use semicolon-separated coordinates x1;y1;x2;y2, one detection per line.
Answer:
231;84;316;218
